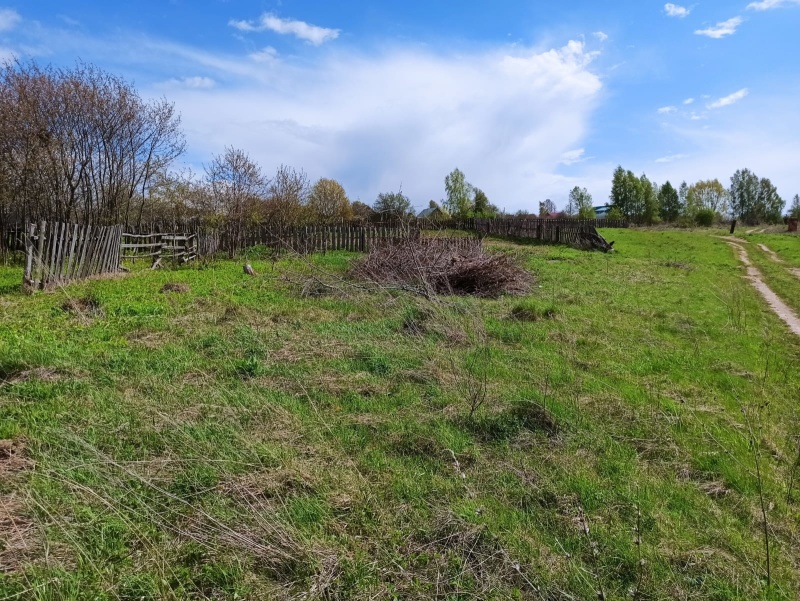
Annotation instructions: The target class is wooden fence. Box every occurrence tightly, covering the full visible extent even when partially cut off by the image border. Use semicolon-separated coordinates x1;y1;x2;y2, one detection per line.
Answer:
474;218;620;246
121;233;198;265
124;223;421;258
1;223;26;255
23;222;123;290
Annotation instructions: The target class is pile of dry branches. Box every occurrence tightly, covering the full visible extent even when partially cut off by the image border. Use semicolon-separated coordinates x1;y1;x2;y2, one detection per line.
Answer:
349;237;532;298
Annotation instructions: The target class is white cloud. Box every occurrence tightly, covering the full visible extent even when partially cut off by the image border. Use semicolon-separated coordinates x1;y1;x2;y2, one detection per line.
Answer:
141;39;602;211
707;88;749;108
657;106;677;114
695;17;744;38
560;148;585;165
683;98;694;104
160;76;216;89
0;8;21;31
230;13;340;46
593;31;608;42
747;0;800;10
664;3;691;17
655;153;688;163
249;47;279;64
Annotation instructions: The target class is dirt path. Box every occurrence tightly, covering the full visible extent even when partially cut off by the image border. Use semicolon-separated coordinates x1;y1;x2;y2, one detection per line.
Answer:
723;240;800;336
715;235;748;244
757;243;783;263
791;268;800;281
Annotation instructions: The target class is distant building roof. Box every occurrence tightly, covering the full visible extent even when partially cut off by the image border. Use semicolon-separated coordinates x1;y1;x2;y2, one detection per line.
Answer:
417;207;447;219
593;205;612;216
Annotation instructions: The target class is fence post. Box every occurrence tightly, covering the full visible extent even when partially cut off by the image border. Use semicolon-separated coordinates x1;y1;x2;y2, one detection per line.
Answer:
23;223;35;287
34;220;47;288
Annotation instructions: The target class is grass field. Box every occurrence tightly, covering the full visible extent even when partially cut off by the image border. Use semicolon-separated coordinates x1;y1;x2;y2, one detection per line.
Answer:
2;229;800;600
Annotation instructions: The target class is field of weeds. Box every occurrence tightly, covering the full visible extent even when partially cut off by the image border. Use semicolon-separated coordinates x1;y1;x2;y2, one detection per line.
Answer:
2;228;800;600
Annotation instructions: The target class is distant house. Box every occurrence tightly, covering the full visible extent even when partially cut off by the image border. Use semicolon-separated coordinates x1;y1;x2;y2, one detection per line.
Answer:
593;205;612;218
417;206;449;220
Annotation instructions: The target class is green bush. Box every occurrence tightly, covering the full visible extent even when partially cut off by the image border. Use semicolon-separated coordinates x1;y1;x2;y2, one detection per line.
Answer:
695;209;715;227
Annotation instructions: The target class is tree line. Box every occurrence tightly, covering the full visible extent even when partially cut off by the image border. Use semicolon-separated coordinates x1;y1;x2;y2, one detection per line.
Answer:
607;166;794;226
0;61;501;231
3;60;797;231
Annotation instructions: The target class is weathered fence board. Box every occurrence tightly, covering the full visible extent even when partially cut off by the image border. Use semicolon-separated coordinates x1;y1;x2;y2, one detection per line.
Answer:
474;218;621;247
24;222;122;290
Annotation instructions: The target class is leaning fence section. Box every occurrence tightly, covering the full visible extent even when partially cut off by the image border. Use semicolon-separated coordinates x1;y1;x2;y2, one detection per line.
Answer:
23;222;123;290
474;218;619;246
121;232;198;266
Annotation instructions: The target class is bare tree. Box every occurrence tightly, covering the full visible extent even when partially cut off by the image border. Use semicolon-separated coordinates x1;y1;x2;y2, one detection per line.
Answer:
0;60;185;227
264;164;310;228
205;147;268;251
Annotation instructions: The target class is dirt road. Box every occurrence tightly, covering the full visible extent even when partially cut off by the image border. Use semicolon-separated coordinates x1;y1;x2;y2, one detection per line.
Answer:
722;239;800;336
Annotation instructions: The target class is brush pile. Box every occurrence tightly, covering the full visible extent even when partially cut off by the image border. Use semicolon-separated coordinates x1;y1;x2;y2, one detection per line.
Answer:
350;237;532;298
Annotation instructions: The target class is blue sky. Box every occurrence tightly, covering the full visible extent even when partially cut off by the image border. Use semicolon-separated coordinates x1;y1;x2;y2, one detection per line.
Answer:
1;1;798;213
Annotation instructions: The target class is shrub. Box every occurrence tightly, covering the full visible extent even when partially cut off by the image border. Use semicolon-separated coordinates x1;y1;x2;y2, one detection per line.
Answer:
695;209;715;227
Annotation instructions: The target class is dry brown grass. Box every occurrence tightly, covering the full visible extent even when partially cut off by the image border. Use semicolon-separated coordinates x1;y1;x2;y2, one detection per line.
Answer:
160;282;191;293
350;238;533;298
0;439;39;573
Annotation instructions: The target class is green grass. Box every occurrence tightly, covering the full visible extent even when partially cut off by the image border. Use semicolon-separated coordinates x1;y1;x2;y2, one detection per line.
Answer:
1;230;800;599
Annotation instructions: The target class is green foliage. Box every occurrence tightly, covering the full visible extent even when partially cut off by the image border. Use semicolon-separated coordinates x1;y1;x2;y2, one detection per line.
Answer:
472;188;493;217
730;168;785;225
610;166;644;222
658;181;681;222
610;168;660;224
695;208;715;227
640;174;660;225
373;190;412;219
606;206;623;221
444;168;474;218
568;186;594;218
686;179;729;218
789;194;800;219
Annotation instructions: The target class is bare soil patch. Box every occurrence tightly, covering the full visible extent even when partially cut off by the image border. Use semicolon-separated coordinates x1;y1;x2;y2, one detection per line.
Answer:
757;243;783;263
724;241;800;336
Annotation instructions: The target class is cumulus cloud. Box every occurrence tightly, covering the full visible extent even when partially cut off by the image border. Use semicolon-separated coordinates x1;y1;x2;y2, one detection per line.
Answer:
707;88;749;108
695;17;744;38
657;106;677;114
0;8;21;31
146;39;602;210
230;13;339;45
747;0;800;10
664;3;691;17
683;98;694;105
593;31;608;42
